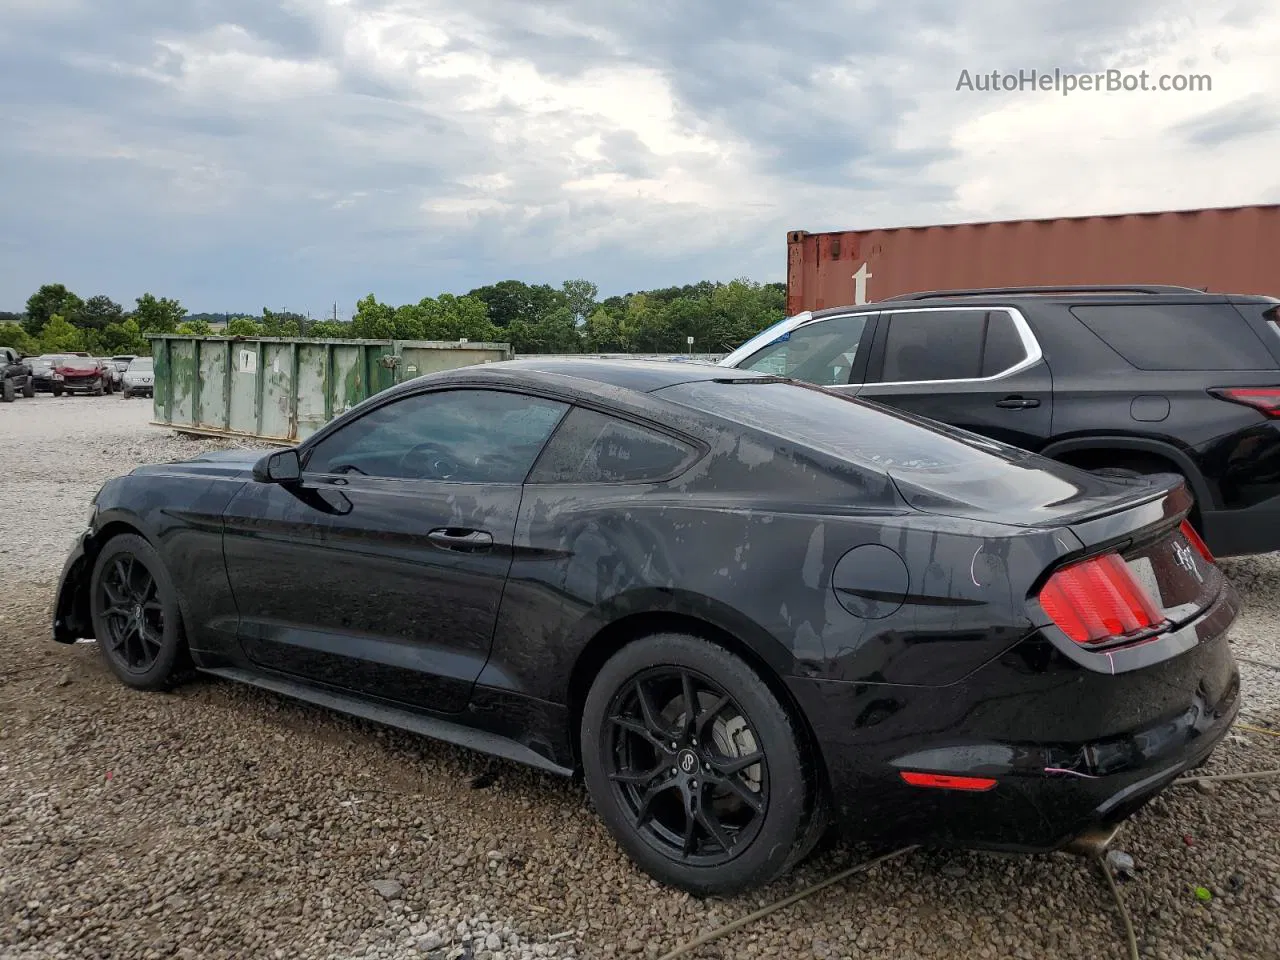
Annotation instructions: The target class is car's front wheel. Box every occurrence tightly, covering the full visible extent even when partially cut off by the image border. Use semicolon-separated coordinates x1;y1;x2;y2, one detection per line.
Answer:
21;378;34;398
89;534;191;691
581;633;818;896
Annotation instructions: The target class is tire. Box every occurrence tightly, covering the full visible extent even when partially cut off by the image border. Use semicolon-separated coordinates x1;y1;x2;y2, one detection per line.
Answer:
91;379;104;397
89;534;192;691
581;632;815;896
121;389;132;399
1;379;13;403
52;384;63;397
21;378;34;399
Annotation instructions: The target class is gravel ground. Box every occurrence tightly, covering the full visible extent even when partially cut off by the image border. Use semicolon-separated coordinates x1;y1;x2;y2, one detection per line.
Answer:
2;396;1279;960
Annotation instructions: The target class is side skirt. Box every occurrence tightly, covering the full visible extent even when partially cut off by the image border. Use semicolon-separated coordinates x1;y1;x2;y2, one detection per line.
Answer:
200;667;575;778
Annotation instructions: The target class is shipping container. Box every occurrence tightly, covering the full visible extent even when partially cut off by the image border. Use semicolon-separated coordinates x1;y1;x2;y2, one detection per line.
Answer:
147;335;512;444
786;203;1280;314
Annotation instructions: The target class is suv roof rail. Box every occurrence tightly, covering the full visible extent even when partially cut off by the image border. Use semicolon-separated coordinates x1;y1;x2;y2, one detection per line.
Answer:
881;284;1210;300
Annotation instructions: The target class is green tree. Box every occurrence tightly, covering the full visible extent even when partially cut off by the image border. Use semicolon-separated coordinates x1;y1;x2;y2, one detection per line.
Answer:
467;280;567;328
133;293;186;335
39;315;87;353
100;319;147;355
226;317;264;337
306;320;349;338
261;308;304;337
78;295;125;331
0;323;39;355
561;279;598;326
350;294;396;339
24;284;83;337
420;294;497;341
176;319;213;335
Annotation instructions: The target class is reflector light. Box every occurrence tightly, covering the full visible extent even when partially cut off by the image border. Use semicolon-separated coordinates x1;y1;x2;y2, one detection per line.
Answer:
1038;552;1164;645
1180;520;1213;563
1210;386;1280;417
899;772;997;792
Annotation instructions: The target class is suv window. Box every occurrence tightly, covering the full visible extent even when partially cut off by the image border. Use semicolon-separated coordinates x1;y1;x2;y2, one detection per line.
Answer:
1070;304;1271;370
304;388;568;483
878;309;1028;383
529;407;697;483
737;313;869;386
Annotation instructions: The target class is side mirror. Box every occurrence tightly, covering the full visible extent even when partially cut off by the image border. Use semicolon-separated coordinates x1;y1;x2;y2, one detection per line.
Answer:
253;448;301;484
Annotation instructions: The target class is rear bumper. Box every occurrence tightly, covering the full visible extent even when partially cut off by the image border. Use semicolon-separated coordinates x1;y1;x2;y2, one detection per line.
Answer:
793;585;1242;852
1200;498;1280;556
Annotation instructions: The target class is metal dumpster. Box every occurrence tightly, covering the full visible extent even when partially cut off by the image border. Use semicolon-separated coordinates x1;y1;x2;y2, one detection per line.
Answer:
147;335;513;444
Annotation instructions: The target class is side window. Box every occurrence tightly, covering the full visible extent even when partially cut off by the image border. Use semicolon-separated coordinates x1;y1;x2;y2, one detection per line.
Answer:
737;313;869;386
980;311;1029;376
1070;304;1271;371
528;407;697;483
304;389;568;483
878;310;990;382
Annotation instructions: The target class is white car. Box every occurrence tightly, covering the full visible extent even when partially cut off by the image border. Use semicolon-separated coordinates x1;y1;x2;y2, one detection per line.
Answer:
120;357;154;399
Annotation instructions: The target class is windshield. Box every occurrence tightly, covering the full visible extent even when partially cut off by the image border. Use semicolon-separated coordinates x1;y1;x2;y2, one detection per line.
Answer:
127;358;153;371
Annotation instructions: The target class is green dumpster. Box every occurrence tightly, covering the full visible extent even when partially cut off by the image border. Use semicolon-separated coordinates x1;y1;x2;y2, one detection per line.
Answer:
147;335;513;444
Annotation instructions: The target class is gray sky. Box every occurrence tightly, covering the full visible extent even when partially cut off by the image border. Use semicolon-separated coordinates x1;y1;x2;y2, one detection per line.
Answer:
1;0;1275;316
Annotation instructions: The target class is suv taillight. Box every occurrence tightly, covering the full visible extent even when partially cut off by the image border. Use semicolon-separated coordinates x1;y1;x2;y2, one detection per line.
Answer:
1209;386;1280;417
1038;552;1166;645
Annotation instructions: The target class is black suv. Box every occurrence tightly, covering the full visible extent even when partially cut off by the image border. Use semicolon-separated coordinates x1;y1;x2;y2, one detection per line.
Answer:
1;346;35;402
719;285;1280;557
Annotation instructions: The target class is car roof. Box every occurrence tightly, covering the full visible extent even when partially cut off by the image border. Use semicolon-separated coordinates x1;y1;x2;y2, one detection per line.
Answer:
439;357;769;394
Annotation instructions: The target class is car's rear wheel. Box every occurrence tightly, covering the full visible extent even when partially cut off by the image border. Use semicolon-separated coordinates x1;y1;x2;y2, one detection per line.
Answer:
581;633;814;896
52;384;63;397
89;534;191;691
1;379;13;403
21;378;34;398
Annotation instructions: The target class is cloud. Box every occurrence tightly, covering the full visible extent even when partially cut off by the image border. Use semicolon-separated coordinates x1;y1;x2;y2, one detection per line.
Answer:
0;0;1277;315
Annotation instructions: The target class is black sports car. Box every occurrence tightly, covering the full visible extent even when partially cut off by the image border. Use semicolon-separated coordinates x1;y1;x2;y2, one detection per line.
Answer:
52;358;1242;895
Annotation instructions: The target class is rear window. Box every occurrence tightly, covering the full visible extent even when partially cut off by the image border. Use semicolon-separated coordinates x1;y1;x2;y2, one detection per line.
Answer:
1070;304;1272;370
655;378;1034;472
529;407;696;483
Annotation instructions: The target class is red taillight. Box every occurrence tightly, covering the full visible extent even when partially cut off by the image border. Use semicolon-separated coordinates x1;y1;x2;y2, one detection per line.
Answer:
1180;519;1213;562
899;772;997;792
1210;386;1280;417
1038;552;1165;645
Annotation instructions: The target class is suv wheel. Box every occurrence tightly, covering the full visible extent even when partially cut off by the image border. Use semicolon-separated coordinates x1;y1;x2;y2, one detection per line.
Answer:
581;633;816;896
21;378;34;398
1;379;13;403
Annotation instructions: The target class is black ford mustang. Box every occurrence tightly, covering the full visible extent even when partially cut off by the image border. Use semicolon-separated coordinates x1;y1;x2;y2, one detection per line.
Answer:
52;359;1241;895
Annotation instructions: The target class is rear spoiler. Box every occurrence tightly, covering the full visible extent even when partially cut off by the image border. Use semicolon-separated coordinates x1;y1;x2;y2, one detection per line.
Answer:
1062;473;1193;554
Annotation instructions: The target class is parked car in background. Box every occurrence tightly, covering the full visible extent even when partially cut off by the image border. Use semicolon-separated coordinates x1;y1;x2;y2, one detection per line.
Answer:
52;359;1240;895
111;355;136;383
120;356;153;398
720;285;1280;557
96;358;123;391
28;355;68;393
1;346;36;402
49;355;109;396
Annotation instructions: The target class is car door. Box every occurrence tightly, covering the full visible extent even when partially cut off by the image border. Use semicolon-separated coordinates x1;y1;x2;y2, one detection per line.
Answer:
855;306;1054;450
730;311;879;395
220;386;570;714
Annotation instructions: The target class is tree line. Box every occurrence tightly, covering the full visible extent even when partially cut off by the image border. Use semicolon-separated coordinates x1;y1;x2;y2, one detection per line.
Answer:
0;278;787;358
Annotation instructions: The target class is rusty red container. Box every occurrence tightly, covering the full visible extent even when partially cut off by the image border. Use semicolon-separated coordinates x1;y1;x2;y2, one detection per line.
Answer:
786;204;1280;314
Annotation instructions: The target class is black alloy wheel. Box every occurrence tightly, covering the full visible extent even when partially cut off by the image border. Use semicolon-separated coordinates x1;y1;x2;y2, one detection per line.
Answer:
89;534;190;690
605;666;769;867
581;633;817;896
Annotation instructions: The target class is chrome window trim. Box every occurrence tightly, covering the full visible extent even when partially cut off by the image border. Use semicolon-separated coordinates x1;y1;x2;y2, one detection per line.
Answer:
866;305;1044;388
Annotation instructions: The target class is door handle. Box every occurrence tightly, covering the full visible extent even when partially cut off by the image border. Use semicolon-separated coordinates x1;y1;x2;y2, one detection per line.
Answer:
995;396;1040;409
427;528;494;551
